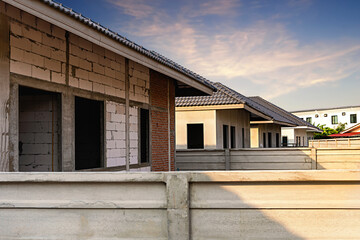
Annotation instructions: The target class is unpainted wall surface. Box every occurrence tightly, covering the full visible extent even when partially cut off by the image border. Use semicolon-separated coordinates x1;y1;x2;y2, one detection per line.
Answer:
0;171;360;239
150;70;175;171
6;3;150;103
0;8;10;171
105;101;139;167
0;2;176;172
19;92;59;171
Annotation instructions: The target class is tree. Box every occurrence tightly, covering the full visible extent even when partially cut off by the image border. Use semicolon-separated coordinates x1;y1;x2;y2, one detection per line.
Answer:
313;123;347;139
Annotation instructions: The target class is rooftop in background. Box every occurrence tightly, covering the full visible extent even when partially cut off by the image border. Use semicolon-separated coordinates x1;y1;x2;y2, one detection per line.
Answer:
291;105;360;113
25;0;216;95
249;96;320;131
176;82;320;130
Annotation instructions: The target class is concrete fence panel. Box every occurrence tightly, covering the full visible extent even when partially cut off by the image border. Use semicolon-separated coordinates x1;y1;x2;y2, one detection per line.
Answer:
1;171;360;239
176;147;360;171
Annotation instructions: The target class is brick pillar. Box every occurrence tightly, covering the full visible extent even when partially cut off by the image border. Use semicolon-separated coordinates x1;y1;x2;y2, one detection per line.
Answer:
150;70;175;171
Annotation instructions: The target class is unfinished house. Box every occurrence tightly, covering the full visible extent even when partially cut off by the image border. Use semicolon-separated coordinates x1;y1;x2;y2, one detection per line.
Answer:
0;0;215;172
176;82;295;149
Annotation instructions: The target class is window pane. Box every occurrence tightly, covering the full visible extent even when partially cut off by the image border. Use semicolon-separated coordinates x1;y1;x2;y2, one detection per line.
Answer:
331;115;338;124
306;117;312;123
350;114;357;124
187;124;204;149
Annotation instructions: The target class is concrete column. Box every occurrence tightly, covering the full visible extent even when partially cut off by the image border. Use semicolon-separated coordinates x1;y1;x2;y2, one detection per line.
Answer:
311;148;317;170
0;13;9;171
166;174;190;239
125;59;130;171
8;83;18;172
61;93;75;171
225;149;230;170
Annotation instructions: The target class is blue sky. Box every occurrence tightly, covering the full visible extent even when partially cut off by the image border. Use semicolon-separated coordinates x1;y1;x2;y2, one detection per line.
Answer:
58;0;360;111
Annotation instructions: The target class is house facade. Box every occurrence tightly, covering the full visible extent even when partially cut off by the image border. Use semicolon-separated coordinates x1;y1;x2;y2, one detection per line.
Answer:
292;106;360;129
0;0;214;172
176;83;297;150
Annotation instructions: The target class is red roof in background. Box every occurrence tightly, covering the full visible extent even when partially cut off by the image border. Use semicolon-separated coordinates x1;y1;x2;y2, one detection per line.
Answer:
329;132;360;137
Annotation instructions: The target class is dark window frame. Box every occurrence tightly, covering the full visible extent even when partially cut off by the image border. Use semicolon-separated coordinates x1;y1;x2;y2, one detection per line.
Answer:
350;114;357;124
331;115;338;124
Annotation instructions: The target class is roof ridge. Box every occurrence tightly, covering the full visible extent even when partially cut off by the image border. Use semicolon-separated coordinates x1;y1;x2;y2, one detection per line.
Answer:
213;83;245;104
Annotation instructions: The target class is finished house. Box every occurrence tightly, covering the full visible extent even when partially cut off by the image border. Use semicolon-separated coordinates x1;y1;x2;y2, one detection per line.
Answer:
176;82;301;150
0;0;215;172
247;96;322;147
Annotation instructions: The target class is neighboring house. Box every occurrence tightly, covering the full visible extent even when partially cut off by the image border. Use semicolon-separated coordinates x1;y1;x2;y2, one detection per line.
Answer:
292;106;360;129
248;96;321;147
176;82;297;150
330;123;360;138
0;0;215;172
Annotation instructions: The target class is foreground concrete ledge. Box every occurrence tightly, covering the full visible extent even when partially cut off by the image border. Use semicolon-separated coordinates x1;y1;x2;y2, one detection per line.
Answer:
0;170;360;183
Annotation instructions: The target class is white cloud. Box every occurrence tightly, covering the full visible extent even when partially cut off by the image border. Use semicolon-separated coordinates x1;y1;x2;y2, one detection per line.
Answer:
108;0;360;100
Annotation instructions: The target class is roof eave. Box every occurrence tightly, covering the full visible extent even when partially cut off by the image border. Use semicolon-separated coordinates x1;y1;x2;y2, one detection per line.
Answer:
6;0;214;96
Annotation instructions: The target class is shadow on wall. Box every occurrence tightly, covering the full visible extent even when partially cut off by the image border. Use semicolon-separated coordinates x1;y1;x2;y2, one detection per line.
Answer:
190;173;304;239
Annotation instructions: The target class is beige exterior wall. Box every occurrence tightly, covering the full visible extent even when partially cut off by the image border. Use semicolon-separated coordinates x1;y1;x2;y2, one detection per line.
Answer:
216;109;250;148
175;110;216;149
251;123;281;148
282;127;315;147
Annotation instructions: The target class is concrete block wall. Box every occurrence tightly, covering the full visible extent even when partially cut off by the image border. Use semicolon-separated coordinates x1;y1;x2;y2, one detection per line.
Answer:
6;3;150;105
129;60;150;103
1;2;175;172
19;94;59;171
106;101;139;168
8;5;67;85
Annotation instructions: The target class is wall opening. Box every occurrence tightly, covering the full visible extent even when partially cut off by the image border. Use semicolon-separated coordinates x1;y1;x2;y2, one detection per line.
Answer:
187;124;204;149
263;132;266;148
268;132;272;148
140;108;149;163
242;128;245;148
223;125;229;149
19;86;61;172
282;136;288;147
75;97;103;170
230;126;236;149
276;133;280;147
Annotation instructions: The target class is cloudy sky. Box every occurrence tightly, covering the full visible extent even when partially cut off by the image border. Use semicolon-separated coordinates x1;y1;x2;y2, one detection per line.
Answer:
59;0;360;111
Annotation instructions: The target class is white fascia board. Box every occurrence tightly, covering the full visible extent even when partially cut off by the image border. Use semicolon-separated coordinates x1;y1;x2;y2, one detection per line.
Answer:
7;0;214;95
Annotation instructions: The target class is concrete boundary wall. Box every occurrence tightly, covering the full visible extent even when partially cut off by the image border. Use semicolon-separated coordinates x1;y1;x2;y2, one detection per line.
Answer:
310;137;360;148
0;171;360;239
176;148;360;171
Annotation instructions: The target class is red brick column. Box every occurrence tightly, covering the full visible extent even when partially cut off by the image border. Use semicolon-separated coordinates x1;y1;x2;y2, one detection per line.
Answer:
150;70;175;171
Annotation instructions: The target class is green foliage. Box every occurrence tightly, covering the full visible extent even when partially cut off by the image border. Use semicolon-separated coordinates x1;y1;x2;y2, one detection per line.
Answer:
313;122;347;139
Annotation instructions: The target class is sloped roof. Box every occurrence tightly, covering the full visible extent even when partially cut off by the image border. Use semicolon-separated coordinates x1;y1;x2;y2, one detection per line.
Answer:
248;96;320;130
175;82;244;107
177;82;300;126
40;0;216;92
342;122;360;133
